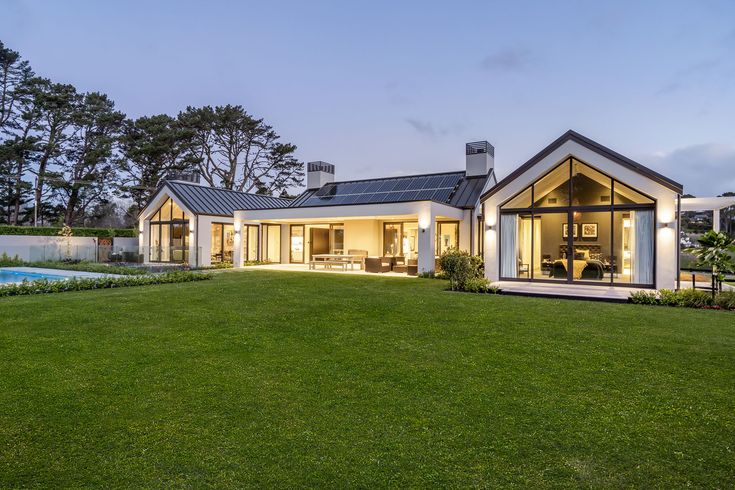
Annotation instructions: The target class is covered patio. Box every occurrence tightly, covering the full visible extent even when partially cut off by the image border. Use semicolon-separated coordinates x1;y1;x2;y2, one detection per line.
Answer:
233;200;470;274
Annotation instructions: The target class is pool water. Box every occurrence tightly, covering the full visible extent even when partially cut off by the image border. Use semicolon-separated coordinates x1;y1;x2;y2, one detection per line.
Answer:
0;269;67;284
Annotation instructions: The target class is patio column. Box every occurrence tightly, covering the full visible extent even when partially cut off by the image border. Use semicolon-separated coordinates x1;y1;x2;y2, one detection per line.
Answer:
188;215;198;267
713;208;721;232
418;203;437;273
233;219;243;268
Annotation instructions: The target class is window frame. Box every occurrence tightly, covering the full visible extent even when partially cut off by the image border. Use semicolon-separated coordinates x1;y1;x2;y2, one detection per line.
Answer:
498;156;657;288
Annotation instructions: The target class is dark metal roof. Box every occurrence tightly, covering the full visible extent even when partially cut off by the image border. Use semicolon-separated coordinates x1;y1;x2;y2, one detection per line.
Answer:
161;180;292;216
285;171;488;209
481;130;683;201
449;172;492;208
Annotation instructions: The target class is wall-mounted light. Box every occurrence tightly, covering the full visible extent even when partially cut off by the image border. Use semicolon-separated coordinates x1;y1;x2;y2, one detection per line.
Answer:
420;228;426;234
661;222;671;228
485;224;495;231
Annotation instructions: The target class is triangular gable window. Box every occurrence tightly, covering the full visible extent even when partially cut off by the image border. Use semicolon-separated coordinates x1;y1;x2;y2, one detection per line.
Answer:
501;158;653;209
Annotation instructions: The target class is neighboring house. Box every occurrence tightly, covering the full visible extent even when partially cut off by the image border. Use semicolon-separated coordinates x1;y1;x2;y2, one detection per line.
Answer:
139;130;697;295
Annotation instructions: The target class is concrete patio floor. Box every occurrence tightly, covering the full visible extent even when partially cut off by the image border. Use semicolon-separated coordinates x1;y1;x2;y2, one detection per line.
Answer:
242;263;417;278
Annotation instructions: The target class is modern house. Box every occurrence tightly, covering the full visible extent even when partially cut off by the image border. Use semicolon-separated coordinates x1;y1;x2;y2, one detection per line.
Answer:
139;130;692;297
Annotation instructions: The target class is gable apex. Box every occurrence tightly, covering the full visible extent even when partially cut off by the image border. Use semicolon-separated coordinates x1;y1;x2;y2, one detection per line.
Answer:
480;131;683;202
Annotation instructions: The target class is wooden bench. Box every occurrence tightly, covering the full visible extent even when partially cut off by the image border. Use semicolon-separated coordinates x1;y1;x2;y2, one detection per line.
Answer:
309;259;350;271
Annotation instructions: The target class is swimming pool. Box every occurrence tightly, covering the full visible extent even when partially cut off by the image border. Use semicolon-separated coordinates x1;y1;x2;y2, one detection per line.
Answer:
0;269;67;284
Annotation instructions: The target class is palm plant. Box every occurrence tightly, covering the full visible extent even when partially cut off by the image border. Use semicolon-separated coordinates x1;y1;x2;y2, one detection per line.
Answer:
685;230;735;297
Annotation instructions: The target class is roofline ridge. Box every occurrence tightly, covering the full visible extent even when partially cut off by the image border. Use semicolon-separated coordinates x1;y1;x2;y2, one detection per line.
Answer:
321;169;466;187
165;179;293;201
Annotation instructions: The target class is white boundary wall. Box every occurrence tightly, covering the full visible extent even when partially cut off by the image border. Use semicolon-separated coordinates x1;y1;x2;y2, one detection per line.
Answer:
0;235;138;262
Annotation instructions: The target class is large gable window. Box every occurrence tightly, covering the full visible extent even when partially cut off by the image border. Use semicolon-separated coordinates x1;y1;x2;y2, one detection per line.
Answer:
499;157;655;287
149;197;189;263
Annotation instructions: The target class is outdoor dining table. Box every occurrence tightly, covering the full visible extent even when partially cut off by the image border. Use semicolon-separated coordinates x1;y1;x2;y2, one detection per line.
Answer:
309;254;361;270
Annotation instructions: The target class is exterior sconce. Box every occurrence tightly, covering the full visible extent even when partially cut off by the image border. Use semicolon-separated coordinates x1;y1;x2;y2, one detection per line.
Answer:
661;222;671;228
486;224;495;231
420;228;426;233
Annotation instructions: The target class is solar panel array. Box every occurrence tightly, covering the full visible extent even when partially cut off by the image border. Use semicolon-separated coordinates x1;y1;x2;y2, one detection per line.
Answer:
294;172;464;207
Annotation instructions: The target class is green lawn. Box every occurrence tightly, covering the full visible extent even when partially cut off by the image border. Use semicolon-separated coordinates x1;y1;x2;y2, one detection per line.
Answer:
1;271;734;487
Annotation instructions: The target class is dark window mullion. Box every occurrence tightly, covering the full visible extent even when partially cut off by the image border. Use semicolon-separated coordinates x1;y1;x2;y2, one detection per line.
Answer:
567;158;573;283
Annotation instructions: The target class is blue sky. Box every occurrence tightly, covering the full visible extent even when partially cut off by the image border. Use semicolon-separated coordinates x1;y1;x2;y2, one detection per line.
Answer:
5;0;735;195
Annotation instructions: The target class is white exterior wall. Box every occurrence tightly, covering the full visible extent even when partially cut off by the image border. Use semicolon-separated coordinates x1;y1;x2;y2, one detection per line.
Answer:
344;220;381;255
481;140;680;289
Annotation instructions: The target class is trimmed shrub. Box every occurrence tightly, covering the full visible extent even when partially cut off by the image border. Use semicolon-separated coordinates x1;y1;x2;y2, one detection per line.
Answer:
438;249;483;291
0;271;210;298
715;290;735;310
27;261;149;276
629;290;658;305
462;277;501;294
676;288;714;308
0;225;135;238
658;289;680;306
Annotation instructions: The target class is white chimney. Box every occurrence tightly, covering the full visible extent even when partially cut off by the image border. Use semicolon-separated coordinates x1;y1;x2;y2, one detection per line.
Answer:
465;141;494;177
307;161;335;190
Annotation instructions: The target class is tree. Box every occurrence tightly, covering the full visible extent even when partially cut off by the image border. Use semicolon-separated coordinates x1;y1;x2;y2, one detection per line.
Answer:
118;114;194;211
54;92;125;225
0;40;34;134
3;77;50;224
178;105;303;195
685;230;735;297
31;81;79;225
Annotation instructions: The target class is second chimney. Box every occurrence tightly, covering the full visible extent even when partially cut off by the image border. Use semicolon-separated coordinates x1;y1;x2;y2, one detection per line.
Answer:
465;141;494;177
307;161;335;190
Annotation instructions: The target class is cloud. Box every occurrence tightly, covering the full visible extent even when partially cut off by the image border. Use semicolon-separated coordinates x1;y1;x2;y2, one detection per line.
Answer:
481;47;533;72
645;143;735;196
404;118;464;139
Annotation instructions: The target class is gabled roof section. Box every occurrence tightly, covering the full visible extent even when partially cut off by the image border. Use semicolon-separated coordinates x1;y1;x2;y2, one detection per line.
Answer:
151;180;292;217
284;170;488;210
481;130;683;201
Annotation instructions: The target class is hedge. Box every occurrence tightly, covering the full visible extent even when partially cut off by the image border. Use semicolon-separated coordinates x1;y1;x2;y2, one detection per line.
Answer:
0;225;136;238
26;260;149;276
0;271;210;297
629;288;735;311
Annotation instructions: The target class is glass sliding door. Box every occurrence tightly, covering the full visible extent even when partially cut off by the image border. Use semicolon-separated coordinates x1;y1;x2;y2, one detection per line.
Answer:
210;223;235;263
383;223;401;256
613;209;654;285
330;224;344;254
436;221;459;256
263;224;281;263
211;224;224;263
402;222;419;260
242;225;259;262
290;225;304;263
569;210;611;282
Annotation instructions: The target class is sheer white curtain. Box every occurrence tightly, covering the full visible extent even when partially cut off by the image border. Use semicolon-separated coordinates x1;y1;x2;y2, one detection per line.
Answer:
501;214;518;278
632;210;654;284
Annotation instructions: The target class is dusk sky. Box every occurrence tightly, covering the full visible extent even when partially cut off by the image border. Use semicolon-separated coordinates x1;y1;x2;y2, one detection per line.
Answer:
5;0;735;196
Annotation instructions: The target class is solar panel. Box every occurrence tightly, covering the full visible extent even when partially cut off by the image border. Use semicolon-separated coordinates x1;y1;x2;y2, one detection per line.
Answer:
292;172;467;207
